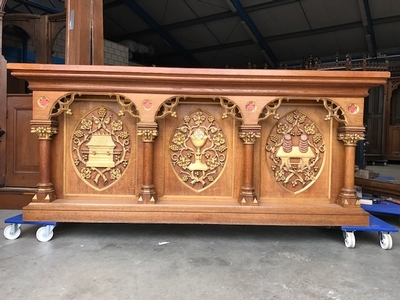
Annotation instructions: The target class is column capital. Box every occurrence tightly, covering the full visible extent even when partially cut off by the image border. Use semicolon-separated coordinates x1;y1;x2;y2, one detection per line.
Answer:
137;122;158;142
337;126;365;146
239;124;261;145
31;120;59;140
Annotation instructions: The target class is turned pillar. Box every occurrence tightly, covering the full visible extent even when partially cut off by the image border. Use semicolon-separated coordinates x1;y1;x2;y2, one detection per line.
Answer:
337;127;365;207
239;124;261;205
30;120;58;202
137;123;158;204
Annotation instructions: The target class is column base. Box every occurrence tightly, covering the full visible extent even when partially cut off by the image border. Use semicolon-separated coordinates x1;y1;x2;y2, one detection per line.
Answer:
138;185;156;204
339;188;358;207
239;187;258;206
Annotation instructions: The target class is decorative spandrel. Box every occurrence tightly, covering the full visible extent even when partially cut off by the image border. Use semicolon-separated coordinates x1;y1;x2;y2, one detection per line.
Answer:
169;109;227;192
71;106;131;191
265;111;325;194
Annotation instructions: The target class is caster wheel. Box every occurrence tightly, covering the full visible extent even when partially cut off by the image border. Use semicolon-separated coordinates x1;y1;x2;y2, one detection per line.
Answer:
379;232;393;250
36;226;54;242
344;231;356;248
4;224;21;240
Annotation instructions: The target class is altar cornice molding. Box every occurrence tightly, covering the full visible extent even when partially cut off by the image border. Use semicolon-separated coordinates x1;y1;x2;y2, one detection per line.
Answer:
8;63;389;98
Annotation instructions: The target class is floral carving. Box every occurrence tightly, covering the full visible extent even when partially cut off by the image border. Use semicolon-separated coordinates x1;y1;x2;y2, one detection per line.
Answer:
169;109;227;191
71;106;131;190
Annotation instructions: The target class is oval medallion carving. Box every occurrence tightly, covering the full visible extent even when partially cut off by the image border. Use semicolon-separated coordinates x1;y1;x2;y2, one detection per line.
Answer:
169;109;227;192
265;110;325;194
71;106;131;191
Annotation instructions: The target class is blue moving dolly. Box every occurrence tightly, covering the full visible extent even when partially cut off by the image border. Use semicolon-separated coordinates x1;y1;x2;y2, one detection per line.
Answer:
3;214;57;242
342;200;399;250
342;214;398;250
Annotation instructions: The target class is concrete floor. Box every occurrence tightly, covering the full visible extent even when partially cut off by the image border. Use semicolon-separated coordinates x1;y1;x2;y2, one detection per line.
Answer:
1;211;399;300
1;164;400;300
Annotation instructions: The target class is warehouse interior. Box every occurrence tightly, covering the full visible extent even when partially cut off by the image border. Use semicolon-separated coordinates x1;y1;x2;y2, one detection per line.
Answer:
1;1;400;299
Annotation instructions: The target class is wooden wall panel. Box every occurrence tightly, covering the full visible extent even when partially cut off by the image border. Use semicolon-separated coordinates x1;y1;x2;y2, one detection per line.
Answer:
6;95;39;187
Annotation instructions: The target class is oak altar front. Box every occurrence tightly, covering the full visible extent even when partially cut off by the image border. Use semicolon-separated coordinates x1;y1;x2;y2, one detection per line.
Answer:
8;63;389;226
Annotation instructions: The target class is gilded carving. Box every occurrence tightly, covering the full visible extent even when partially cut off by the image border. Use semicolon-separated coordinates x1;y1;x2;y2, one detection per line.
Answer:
169;109;227;191
266;110;325;193
239;131;261;144
116;94;139;118
155;96;181;120
316;98;347;124
337;132;364;146
71;106;131;190
31;126;58;139
137;129;158;142
259;98;283;121
217;97;243;120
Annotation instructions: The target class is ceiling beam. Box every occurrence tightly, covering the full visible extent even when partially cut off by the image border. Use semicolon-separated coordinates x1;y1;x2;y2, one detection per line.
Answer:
227;0;279;68
108;0;296;43
13;0;63;14
156;12;400;62
121;0;200;67
358;0;377;57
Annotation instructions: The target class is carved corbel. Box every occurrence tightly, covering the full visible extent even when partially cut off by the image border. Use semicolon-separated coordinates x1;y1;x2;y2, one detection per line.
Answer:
337;127;365;146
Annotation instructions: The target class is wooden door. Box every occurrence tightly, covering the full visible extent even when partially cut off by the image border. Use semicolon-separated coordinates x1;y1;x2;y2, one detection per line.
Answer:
364;86;384;160
385;80;400;160
5;94;39;187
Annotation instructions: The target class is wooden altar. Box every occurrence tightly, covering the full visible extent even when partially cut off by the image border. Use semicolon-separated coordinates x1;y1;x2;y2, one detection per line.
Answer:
7;63;389;226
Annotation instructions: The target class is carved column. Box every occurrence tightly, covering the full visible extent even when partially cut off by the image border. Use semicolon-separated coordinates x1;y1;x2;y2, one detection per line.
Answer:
239;124;261;205
337;127;365;207
31;120;59;202
137;122;158;204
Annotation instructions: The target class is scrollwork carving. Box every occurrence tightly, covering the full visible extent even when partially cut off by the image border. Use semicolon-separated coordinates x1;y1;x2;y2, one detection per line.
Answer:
316;98;347;125
258;98;284;121
216;97;243;121
155;96;182;120
116;94;139;118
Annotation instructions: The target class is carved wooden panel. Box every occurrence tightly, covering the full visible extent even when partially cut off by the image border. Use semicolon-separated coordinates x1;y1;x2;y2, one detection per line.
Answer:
55;95;138;200
155;98;242;202
6;95;39;187
258;102;343;203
